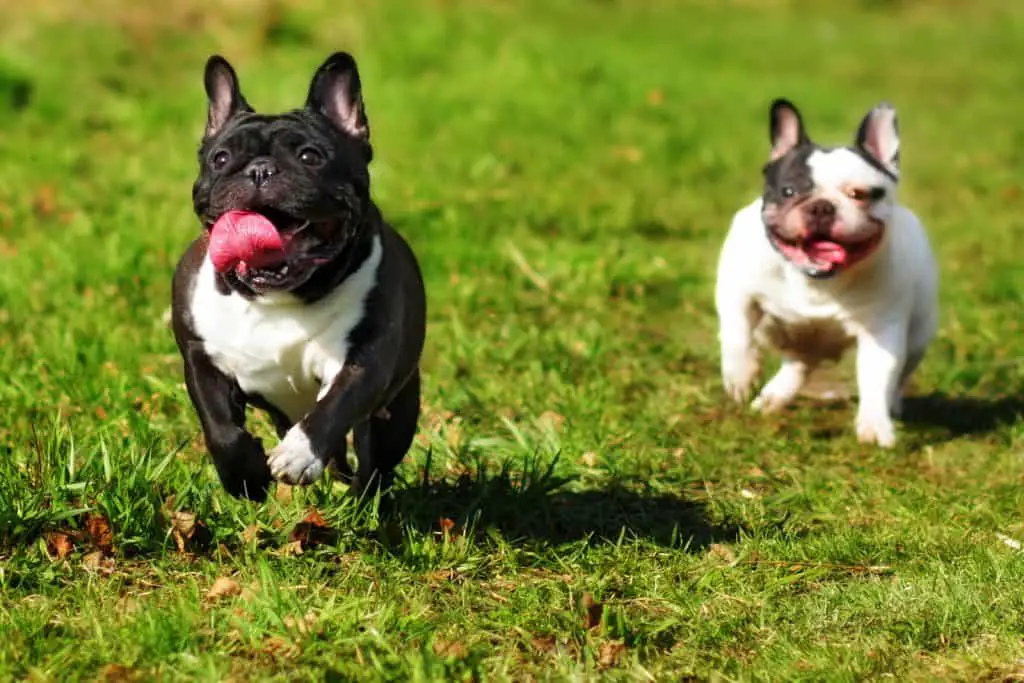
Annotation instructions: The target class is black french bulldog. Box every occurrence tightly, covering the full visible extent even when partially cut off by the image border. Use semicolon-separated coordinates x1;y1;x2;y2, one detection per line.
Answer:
171;53;426;501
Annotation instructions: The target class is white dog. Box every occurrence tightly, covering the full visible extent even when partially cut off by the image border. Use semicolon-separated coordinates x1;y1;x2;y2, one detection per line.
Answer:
715;99;938;447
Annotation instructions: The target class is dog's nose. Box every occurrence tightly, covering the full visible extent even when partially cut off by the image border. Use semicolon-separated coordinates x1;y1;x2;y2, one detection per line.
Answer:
805;199;836;232
244;158;277;188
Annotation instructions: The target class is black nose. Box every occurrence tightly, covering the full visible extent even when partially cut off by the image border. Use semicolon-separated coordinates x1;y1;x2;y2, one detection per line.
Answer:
805;199;836;232
244;158;277;188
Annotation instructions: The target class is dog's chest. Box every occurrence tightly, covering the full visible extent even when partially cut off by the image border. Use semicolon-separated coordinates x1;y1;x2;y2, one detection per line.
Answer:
189;239;381;422
754;278;857;361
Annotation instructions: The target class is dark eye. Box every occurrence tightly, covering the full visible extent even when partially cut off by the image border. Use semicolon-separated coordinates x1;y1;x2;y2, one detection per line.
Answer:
869;187;886;201
298;147;324;166
781;186;795;198
211;150;230;170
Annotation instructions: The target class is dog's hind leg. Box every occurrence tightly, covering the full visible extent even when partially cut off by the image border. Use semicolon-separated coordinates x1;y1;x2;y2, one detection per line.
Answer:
351;368;421;499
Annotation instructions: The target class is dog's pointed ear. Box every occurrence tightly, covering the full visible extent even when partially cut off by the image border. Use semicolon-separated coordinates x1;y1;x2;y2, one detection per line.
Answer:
306;52;371;150
204;56;251;138
769;99;807;161
856;102;900;178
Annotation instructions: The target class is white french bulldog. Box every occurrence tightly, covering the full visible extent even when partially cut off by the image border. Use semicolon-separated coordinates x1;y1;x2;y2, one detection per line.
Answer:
715;99;939;447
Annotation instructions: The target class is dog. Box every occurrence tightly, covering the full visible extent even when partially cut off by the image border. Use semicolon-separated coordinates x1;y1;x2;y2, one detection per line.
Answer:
715;99;938;447
171;53;426;500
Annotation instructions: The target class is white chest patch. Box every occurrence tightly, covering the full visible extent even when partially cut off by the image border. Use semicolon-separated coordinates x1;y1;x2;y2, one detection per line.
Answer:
190;236;382;423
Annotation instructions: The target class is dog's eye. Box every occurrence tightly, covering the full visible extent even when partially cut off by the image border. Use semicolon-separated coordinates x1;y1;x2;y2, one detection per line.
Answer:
869;187;886;201
847;187;885;202
298;147;324;166
781;186;795;198
211;150;230;170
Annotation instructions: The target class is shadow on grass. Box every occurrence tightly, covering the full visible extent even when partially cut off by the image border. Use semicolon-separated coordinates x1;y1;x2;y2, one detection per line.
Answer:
391;458;740;551
902;392;1024;437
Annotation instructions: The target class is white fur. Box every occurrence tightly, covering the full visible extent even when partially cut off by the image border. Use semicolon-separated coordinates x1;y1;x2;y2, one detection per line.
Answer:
715;150;938;447
191;235;382;480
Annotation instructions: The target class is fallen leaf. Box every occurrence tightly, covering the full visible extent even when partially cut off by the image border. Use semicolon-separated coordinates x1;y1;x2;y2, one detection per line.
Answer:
45;531;75;560
438;517;455;534
598;640;627;668
530;635;557;653
262;635;299;659
162;498;211;553
288;508;337;549
278;540;304;556
581;593;603;630
84;514;114;555
206;576;242;601
32;185;57;218
241;524;261;544
433;637;468;659
97;664;139;682
81;551;106;571
275;482;293;503
578;451;598;467
646;89;664;106
538;411;566;430
708;543;737;564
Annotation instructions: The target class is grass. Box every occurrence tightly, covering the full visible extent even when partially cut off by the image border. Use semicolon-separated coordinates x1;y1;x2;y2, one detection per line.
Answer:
1;0;1023;679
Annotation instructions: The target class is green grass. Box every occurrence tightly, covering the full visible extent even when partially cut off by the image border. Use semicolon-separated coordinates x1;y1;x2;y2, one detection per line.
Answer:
2;0;1024;680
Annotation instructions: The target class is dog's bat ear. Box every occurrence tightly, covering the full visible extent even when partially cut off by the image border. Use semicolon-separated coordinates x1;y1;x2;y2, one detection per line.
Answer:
306;52;371;157
204;56;252;138
769;99;808;161
856;102;900;179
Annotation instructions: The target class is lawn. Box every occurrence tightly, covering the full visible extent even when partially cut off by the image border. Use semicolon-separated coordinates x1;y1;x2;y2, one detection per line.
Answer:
1;0;1023;680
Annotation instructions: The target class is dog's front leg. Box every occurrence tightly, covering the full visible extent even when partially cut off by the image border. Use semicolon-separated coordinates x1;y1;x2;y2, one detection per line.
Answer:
267;349;394;487
854;323;907;448
717;291;763;404
182;342;272;500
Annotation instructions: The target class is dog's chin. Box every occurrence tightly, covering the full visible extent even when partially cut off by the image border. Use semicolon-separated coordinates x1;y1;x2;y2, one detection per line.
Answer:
766;226;883;280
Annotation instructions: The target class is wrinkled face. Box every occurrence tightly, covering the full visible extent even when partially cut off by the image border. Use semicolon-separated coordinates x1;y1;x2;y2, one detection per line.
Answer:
192;53;373;293
760;99;901;279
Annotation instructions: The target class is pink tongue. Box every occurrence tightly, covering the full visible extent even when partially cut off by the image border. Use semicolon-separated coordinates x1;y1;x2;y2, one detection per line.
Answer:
805;240;848;266
208;211;286;273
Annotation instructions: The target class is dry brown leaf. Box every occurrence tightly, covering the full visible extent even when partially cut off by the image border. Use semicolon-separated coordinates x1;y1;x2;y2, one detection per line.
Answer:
708;543;737;564
578;451;598;467
241;524;261;544
646;89;665;106
262;635;299;659
538;411;566;430
97;663;139;682
84;514;114;555
275;482;293;503
598;640;627;668
81;551;106;571
206;576;242;601
433;638;468;659
581;593;603;630
279;540;304;556
288;508;337;549
45;531;75;560
32;185;57;218
531;635;557;653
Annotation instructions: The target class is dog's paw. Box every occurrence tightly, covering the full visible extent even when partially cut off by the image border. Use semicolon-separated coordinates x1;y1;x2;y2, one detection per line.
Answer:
268;428;324;485
751;389;789;414
856;413;897;448
721;354;760;404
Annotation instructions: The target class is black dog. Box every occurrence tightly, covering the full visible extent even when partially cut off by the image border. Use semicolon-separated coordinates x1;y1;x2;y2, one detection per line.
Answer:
171;53;426;501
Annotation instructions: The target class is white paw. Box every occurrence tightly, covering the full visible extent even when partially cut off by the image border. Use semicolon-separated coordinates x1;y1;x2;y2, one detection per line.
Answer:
267;428;324;485
721;354;760;404
856;413;897;448
751;389;790;414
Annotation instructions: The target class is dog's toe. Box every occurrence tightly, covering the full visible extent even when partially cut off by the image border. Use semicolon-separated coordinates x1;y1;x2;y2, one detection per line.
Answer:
267;427;324;485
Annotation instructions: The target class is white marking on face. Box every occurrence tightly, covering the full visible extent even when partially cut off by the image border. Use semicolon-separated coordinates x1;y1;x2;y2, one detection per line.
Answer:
807;148;897;235
268;426;324;484
190;235;383;423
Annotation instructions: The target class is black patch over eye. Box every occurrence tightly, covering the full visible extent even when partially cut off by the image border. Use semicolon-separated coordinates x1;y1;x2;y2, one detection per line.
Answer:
298;147;324;166
782;186;795;198
869;187;886;201
211;150;230;170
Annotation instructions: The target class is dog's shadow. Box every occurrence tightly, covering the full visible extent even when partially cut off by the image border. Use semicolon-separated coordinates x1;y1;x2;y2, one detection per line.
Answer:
902;392;1024;437
389;460;740;550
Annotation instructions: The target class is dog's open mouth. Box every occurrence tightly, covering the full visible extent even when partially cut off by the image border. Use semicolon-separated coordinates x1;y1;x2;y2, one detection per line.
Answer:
767;229;883;277
207;208;320;290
